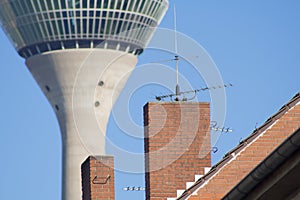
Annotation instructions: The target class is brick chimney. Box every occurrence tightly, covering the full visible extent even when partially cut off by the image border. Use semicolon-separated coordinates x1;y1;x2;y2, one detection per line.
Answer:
144;102;211;200
81;156;115;200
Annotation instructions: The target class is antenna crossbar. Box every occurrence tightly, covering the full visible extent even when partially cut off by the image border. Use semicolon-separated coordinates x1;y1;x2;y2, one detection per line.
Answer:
155;83;233;101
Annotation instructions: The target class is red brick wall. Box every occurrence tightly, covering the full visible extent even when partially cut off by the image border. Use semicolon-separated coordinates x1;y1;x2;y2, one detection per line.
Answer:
144;102;211;200
81;156;115;200
188;103;300;200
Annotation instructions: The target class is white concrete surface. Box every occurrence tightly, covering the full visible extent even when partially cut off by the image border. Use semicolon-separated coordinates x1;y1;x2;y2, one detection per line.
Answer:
26;49;137;200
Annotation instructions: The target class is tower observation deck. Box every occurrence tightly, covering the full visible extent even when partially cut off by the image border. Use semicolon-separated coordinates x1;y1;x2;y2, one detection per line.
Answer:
0;0;168;200
0;0;167;57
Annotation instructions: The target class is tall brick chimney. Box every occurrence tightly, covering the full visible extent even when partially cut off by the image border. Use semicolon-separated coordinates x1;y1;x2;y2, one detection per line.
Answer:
81;156;115;200
144;102;211;200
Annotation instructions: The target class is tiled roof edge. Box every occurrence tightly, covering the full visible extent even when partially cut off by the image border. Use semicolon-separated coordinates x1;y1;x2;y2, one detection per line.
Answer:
177;92;300;200
223;127;300;200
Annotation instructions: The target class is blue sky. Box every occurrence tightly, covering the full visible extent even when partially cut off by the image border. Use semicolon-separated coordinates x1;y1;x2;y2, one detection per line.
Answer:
0;1;300;200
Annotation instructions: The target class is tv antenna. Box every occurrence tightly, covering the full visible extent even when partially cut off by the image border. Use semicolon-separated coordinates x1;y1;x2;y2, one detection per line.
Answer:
210;121;233;134
155;83;233;102
152;5;233;102
123;186;145;191
209;121;234;154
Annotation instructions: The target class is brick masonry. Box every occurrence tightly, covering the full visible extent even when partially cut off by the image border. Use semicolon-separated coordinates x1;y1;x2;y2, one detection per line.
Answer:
81;156;115;200
188;102;300;200
144;102;211;200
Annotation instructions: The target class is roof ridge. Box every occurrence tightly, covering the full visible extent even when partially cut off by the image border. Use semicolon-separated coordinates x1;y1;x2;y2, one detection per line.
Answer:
228;92;300;156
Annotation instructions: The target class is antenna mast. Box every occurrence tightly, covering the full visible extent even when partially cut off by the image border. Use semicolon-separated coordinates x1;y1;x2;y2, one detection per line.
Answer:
174;5;180;100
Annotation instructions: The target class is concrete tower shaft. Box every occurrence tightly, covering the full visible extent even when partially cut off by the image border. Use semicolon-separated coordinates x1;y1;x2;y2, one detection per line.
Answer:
0;0;169;200
26;49;137;200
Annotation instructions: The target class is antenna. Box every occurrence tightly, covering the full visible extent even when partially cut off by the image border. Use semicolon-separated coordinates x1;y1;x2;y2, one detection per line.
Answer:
174;5;178;55
155;83;233;102
209;121;233;155
123;186;145;191
152;5;233;102
210;121;233;133
174;5;180;101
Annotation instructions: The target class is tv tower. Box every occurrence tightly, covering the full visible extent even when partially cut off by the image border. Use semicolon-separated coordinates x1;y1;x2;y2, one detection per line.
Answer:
0;1;168;200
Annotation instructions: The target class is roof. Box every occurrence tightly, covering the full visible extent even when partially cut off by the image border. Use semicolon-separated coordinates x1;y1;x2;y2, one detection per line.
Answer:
177;92;300;200
223;127;300;200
